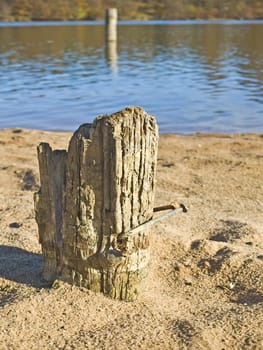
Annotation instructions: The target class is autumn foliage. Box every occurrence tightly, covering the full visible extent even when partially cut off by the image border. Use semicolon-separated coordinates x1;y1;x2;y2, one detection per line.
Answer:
0;0;262;21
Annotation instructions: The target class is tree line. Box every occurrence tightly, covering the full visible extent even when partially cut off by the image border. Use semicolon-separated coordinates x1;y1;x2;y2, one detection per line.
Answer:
0;0;262;21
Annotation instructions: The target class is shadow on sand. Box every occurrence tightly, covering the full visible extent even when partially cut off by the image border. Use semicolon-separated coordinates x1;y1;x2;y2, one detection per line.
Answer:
0;245;50;289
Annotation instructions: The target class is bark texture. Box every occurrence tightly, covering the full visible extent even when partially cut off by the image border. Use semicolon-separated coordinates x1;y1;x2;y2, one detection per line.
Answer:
34;107;158;300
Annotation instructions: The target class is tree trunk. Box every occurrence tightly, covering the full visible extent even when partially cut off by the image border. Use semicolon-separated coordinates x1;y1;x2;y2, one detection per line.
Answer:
34;107;158;301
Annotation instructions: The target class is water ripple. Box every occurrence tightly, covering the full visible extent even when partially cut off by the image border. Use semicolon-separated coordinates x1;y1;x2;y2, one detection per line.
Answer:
0;21;263;133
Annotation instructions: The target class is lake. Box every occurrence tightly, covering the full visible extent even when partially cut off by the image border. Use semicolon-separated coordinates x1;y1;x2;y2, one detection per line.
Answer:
0;20;263;134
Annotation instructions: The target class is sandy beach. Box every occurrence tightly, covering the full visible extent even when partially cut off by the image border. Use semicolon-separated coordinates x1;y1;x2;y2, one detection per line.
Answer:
0;128;262;349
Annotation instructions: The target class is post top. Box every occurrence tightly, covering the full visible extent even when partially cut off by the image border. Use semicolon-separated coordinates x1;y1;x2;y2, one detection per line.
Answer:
105;8;118;18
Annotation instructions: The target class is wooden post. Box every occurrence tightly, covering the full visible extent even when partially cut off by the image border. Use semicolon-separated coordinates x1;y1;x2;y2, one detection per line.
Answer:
105;8;117;42
34;107;158;301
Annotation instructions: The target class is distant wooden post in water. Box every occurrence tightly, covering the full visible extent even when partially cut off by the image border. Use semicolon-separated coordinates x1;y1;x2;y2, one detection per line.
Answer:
34;107;158;301
105;8;118;42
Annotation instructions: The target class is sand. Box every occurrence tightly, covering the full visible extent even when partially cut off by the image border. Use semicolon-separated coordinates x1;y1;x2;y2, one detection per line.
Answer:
0;128;262;350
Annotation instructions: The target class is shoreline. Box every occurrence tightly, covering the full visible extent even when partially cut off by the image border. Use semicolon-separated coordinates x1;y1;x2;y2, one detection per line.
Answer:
1;19;263;23
2;127;263;136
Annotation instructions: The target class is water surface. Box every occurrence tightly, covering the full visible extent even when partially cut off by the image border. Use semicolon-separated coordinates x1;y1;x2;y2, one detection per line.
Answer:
0;21;263;133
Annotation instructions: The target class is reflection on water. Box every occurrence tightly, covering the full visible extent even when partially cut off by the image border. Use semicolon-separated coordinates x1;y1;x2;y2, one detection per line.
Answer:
105;40;118;73
0;21;262;133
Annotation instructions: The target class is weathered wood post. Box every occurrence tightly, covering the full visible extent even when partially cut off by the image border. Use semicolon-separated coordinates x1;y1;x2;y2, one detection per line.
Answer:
105;8;118;42
34;107;158;301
